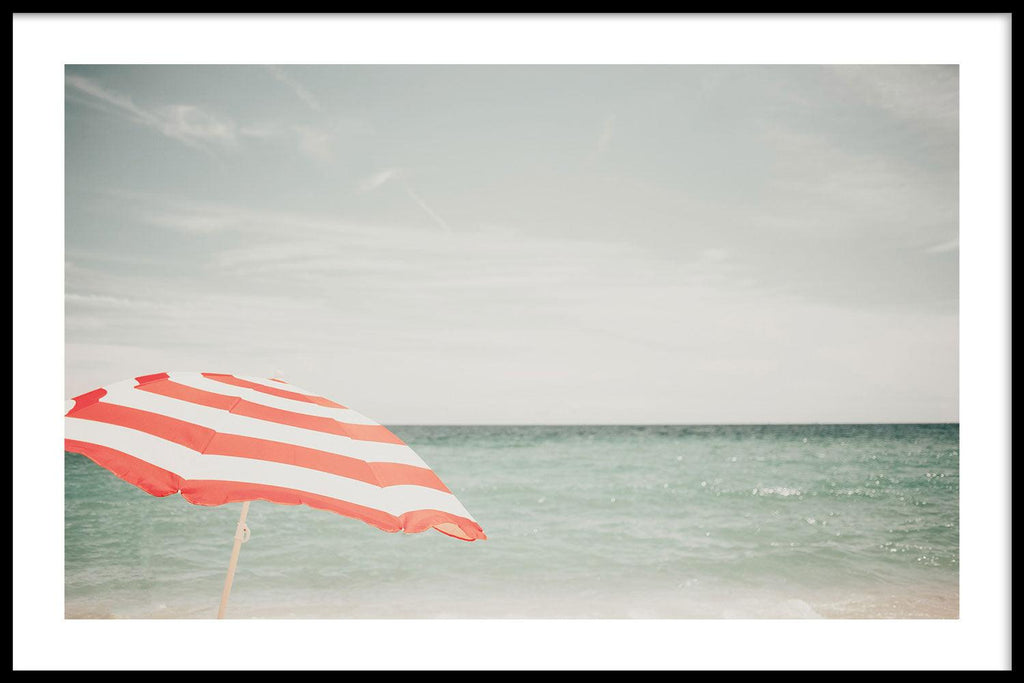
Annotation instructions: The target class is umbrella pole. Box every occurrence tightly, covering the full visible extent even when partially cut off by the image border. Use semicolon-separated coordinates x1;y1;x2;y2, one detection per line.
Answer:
217;501;251;619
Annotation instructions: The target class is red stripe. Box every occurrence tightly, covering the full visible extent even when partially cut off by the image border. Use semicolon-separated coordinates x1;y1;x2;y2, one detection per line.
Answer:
231;401;403;444
202;373;347;409
68;388;107;415
135;372;170;385
64;441;484;541
65;439;183;497
208;433;449;492
367;461;448;491
136;379;240;410
71;402;216;452
67;402;447;490
136;379;404;445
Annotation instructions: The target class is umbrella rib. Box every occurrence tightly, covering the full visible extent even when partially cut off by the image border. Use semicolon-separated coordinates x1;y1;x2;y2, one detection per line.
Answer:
322;414;388;491
199;395;244;458
200;393;390;494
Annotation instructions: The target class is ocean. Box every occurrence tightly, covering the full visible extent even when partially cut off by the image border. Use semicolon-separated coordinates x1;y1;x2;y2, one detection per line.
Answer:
64;423;959;619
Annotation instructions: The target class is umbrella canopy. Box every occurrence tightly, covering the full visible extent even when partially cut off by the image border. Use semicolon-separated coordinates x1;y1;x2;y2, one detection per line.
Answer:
64;371;486;542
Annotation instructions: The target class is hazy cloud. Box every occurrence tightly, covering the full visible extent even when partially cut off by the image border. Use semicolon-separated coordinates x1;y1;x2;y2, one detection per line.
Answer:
593;113;616;159
292;124;334;161
65;74;237;152
926;238;959;254
405;187;454;234
265;65;323;112
358;168;402;193
829;65;959;134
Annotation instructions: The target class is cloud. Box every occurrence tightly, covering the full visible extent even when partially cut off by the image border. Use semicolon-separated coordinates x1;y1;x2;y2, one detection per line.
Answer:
143;206;248;233
238;123;277;139
237;121;335;161
596;113;616;156
292;124;334;161
65;292;144;309
66;72;333;162
404;187;454;234
753;120;957;248
65;74;237;152
358;168;401;193
925;238;959;254
157;104;237;146
103;191;345;236
700;248;729;263
588;113;616;161
828;65;958;134
265;65;322;112
65;187;957;423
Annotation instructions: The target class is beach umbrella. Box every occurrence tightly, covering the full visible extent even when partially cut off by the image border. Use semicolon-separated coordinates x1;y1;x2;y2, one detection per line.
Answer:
64;371;486;618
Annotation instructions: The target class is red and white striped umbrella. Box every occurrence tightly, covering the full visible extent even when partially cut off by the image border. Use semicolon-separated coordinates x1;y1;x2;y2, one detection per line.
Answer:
64;371;485;616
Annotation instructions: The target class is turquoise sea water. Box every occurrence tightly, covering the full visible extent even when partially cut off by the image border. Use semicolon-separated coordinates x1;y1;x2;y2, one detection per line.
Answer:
64;424;958;619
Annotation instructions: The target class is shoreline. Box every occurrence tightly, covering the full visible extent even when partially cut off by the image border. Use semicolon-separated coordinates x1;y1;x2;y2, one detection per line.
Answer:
65;585;959;620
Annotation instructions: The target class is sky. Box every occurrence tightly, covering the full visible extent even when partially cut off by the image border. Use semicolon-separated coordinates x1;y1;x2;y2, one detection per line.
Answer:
64;64;959;424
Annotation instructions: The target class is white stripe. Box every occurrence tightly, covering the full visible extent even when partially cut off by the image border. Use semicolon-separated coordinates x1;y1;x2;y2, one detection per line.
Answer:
167;372;378;424
237;375;321;396
65;418;475;520
96;381;431;468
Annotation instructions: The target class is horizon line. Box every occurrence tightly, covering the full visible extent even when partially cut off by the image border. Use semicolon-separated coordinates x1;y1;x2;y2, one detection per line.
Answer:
385;421;960;427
